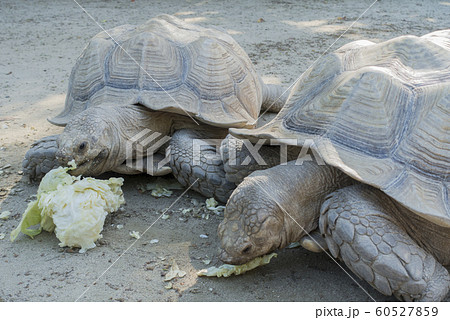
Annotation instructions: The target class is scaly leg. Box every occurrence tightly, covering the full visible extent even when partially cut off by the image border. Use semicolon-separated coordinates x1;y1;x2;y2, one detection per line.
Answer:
169;129;236;203
22;135;60;181
319;184;450;301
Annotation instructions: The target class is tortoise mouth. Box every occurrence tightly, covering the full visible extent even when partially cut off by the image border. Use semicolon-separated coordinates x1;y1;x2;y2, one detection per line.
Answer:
70;149;109;175
219;249;252;265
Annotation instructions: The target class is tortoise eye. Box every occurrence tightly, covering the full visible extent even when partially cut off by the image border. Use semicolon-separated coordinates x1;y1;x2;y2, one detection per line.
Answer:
79;142;87;150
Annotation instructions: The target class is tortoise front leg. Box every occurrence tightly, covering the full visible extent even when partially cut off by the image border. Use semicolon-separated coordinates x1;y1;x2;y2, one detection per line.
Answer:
22;135;60;181
168;128;236;203
319;184;450;301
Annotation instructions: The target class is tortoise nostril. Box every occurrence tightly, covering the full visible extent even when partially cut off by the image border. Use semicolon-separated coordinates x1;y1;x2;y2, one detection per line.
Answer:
241;244;252;254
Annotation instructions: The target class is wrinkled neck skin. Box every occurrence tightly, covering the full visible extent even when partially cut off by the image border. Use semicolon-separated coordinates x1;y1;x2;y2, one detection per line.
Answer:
276;162;353;246
111;105;197;168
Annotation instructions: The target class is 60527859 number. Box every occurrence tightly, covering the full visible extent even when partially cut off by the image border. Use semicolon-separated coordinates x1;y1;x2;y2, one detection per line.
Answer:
375;307;438;317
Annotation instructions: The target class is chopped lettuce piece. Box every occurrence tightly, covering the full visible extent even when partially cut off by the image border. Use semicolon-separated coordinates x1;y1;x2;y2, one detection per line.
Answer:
205;197;218;210
0;211;12;220
205;197;225;214
129;231;141;239
11;162;124;253
151;186;172;198
165;260;186;281
197;253;277;277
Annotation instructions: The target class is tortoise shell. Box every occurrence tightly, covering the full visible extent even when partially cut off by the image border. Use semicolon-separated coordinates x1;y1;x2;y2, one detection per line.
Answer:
231;30;450;226
50;14;262;128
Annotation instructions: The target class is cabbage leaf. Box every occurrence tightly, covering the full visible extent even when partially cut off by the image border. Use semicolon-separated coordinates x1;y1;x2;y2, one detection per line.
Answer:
11;161;124;253
197;253;277;277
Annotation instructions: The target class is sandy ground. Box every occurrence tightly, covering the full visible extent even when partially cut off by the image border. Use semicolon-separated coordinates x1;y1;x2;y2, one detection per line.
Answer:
0;0;449;302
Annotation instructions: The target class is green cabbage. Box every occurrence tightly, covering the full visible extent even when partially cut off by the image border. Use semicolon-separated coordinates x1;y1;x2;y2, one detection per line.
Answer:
11;161;124;253
197;253;277;277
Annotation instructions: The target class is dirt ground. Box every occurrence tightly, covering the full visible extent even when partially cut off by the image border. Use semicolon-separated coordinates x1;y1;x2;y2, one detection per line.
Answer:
0;0;449;302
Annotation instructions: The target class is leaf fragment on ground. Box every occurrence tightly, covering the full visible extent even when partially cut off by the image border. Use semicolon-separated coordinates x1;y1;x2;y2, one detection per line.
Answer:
129;231;141;239
205;198;218;210
197;253;277;277
0;211;11;220
151;186;173;198
164;282;173;290
205;198;225;214
161;214;170;220
164;259;186;281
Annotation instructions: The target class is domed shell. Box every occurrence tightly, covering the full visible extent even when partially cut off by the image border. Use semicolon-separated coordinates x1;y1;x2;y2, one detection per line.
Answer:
50;14;262;128
232;30;450;227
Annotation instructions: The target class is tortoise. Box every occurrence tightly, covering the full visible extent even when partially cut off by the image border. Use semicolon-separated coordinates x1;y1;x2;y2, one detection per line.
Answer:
217;30;450;301
22;14;286;202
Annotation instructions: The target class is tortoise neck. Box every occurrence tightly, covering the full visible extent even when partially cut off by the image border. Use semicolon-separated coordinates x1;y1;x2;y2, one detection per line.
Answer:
261;83;288;113
98;105;172;166
276;161;353;246
109;105;200;164
170;114;201;133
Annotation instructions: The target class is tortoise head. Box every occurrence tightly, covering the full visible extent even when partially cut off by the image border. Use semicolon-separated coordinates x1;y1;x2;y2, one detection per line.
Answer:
217;180;285;265
56;106;119;176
